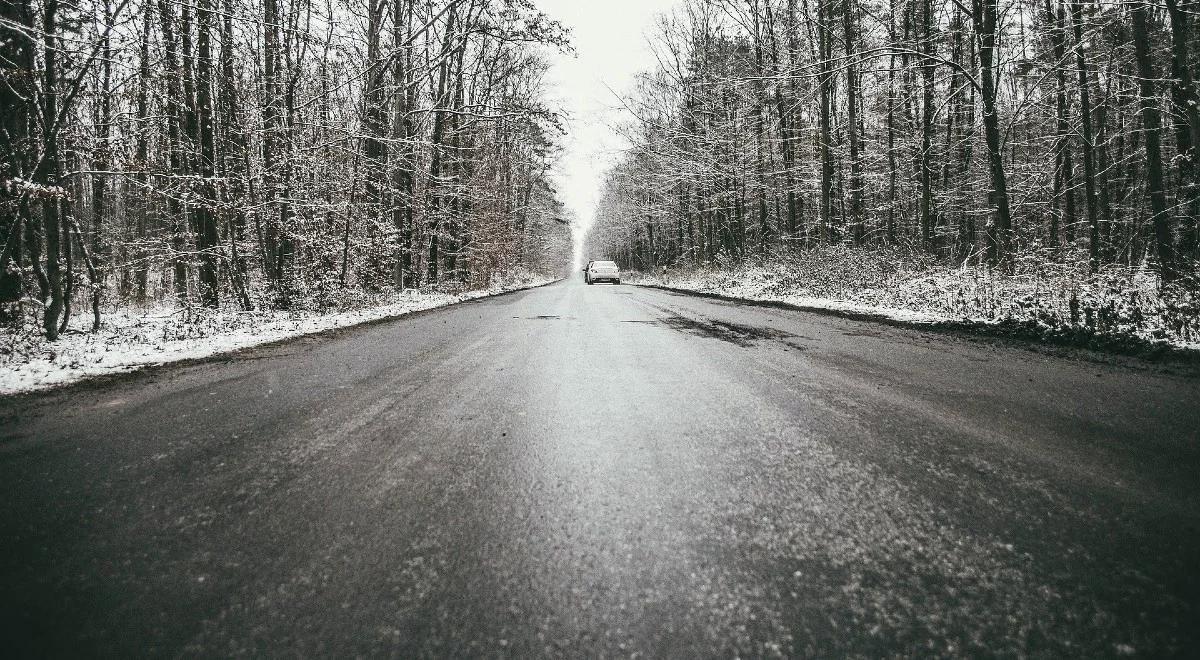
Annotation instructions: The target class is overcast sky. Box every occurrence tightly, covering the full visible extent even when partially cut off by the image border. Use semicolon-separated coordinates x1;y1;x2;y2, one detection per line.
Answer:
536;0;681;251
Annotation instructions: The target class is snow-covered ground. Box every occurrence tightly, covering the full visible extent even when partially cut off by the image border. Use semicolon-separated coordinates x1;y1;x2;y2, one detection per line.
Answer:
628;248;1200;353
0;275;553;396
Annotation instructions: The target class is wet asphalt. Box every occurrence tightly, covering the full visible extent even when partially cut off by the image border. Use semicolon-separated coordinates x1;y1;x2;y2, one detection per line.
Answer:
1;278;1198;657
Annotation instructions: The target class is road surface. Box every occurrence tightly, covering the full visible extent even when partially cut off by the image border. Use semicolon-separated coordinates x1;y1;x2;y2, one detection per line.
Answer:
2;278;1198;657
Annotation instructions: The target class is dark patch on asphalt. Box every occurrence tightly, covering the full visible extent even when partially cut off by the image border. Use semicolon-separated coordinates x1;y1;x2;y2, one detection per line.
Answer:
0;413;24;443
660;315;794;347
842;329;884;338
620;320;657;324
529;315;560;320
635;283;1200;375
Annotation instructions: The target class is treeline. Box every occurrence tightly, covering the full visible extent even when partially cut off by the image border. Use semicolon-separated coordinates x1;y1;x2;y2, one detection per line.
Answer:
590;0;1199;285
0;0;573;340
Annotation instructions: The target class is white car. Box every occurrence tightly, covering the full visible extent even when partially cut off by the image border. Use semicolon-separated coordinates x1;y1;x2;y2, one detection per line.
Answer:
585;260;621;285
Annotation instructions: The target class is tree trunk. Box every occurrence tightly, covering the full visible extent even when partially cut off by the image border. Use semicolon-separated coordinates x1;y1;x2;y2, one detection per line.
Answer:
392;0;417;288
39;0;65;339
134;1;151;302
843;0;863;243
362;0;388;264
817;0;835;243
972;0;1013;268
919;0;936;247
426;3;458;284
195;0;219;307
1069;0;1099;269
1045;0;1073;248
219;0;250;309
0;0;34;315
157;0;190;300
1130;2;1176;280
91;0;113;283
886;1;898;244
1165;0;1200;257
261;0;282;290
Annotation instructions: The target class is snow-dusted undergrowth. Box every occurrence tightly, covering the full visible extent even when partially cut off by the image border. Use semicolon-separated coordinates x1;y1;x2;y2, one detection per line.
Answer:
1;271;553;396
631;246;1200;352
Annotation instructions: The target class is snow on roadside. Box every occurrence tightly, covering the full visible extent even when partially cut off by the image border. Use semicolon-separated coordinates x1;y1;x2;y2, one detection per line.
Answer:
1;277;553;396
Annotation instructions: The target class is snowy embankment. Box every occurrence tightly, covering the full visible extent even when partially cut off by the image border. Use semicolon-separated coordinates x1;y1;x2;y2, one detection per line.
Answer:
629;247;1200;354
1;274;553;396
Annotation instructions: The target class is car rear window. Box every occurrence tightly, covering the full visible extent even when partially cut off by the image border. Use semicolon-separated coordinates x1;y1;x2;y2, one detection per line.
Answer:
595;261;617;267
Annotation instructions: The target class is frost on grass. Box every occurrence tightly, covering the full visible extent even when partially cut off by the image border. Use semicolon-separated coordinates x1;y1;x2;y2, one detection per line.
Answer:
0;271;552;396
630;245;1200;351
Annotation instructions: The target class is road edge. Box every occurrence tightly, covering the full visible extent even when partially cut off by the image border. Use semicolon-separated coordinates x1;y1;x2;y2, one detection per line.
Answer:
632;282;1200;374
0;279;561;402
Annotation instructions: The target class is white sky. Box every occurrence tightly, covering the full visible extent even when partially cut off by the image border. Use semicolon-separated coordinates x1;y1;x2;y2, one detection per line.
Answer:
536;0;682;256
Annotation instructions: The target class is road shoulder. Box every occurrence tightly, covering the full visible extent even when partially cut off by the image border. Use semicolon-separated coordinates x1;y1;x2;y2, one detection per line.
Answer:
0;279;560;400
633;282;1200;376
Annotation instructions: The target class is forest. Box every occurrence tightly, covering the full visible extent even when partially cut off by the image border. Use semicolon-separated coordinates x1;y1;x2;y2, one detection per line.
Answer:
589;0;1200;341
0;0;574;342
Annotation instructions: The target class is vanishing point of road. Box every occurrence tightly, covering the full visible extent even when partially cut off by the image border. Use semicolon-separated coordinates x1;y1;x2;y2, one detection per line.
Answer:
2;279;1198;657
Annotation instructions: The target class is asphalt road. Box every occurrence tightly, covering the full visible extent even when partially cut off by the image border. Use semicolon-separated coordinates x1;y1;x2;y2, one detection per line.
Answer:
2;278;1199;657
